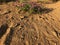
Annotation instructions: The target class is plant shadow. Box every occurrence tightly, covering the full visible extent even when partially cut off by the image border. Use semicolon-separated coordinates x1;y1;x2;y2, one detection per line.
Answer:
40;8;53;14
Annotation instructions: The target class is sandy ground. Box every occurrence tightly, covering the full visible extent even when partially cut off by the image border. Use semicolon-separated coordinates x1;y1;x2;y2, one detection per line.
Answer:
0;0;60;45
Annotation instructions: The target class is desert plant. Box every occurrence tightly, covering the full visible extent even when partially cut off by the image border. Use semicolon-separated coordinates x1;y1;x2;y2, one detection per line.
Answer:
17;2;50;14
20;2;42;13
20;3;31;11
18;0;29;3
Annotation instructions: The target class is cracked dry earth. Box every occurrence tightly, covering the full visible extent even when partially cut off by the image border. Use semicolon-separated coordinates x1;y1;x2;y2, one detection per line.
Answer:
0;1;60;45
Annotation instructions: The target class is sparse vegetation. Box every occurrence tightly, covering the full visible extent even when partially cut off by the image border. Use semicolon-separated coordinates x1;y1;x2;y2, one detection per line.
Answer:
18;0;29;3
20;3;31;11
16;2;45;14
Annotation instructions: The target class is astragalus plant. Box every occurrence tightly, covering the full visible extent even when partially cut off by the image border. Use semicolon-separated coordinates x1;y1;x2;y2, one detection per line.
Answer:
17;2;45;14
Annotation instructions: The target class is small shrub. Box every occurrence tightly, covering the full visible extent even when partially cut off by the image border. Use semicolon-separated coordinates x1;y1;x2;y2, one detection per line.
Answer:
21;3;31;11
16;2;52;14
18;0;29;3
19;2;44;14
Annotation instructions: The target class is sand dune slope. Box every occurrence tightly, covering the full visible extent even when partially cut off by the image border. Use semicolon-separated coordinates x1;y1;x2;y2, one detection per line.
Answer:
0;1;60;45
